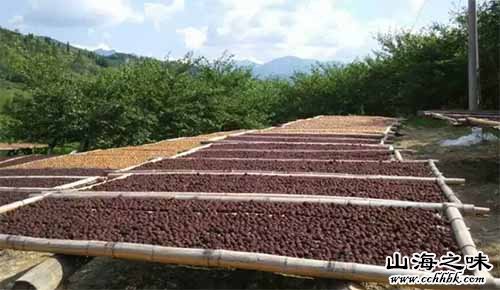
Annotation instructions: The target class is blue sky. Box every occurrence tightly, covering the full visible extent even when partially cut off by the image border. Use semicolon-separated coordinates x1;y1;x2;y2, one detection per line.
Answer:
0;0;468;63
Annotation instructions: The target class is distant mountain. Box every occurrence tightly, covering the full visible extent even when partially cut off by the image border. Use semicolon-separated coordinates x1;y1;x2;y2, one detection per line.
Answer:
234;59;258;68
94;48;117;57
236;56;339;78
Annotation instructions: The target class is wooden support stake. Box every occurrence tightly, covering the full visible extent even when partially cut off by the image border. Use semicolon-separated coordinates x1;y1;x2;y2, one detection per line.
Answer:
394;150;404;161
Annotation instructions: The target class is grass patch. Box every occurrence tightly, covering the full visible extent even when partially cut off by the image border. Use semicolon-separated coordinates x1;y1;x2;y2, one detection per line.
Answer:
403;116;450;129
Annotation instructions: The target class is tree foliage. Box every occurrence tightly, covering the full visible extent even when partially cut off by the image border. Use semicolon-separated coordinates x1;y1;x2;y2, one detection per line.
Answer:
1;0;498;150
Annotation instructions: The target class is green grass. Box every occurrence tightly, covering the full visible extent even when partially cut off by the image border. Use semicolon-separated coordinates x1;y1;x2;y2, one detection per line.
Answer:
403;116;451;129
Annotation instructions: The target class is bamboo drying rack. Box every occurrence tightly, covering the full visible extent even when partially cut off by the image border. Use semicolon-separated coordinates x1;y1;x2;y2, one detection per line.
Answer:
0;115;497;288
0;202;497;289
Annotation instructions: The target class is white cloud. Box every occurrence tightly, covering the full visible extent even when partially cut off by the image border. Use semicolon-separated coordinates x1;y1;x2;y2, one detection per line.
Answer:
144;0;185;31
176;26;208;49
213;0;371;61
211;0;414;61
22;0;143;27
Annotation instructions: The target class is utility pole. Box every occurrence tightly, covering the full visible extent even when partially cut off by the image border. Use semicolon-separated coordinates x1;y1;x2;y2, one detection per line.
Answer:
468;0;480;111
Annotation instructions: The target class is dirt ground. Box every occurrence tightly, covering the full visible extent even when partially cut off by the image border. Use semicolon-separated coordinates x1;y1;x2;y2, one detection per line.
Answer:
0;117;498;289
395;117;500;278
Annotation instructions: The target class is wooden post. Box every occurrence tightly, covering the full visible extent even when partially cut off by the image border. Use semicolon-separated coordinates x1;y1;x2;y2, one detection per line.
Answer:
12;255;89;290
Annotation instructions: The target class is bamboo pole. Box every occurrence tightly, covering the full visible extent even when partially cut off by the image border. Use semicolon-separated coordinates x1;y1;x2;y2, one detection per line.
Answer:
47;191;489;215
75;174;130;191
0;234;493;289
280;118;306;128
394;150;404;161
445;206;497;283
200;131;259;144
259;126;276;132
0;192;52;214
429;113;461;125
170;157;445;164
424;110;500;118
172;143;214;158
467;117;500;127
380;123;396;145
13;255;89;290
116;156;164;172
429;160;445;179
53;176;102;190
109;169;465;184
0;234;438;284
437;178;462;204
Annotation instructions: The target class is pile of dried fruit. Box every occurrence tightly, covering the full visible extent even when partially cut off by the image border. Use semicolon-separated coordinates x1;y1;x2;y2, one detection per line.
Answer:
91;173;445;202
285;116;394;131
210;143;385;151
244;133;383;139
8;131;243;170
137;158;434;177
0;178;80;188
186;149;392;160
224;136;380;144
264;116;396;134
0;197;458;265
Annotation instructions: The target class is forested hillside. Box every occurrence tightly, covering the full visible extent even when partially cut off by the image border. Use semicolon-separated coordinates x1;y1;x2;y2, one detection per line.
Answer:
0;27;141;109
0;0;498;152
